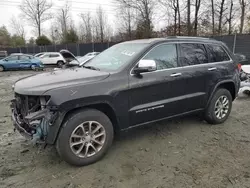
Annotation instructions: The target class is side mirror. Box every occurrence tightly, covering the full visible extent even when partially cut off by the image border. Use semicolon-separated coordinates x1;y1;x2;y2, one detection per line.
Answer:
133;60;157;75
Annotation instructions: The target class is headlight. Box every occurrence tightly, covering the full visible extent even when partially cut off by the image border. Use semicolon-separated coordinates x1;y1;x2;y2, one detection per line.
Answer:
12;84;15;90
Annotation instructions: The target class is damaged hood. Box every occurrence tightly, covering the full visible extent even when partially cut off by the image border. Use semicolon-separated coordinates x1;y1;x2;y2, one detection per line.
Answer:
14;68;110;95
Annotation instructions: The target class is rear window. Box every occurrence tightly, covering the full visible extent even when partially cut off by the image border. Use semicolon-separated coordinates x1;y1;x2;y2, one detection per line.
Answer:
206;44;230;63
19;55;31;60
50;54;60;58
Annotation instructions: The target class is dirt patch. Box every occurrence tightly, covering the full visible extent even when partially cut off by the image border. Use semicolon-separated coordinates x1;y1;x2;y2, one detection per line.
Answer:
1;70;250;188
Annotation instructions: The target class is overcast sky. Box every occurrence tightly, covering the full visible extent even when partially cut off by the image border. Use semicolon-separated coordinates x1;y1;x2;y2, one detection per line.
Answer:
0;0;165;39
0;0;118;39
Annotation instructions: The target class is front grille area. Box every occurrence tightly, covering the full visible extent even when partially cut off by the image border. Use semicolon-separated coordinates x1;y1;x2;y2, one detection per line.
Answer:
15;93;41;124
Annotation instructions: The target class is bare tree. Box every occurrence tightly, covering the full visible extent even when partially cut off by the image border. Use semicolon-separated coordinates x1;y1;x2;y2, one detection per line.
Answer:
79;12;93;43
211;0;215;35
160;0;181;36
217;0;227;35
177;0;181;35
49;22;60;44
20;0;52;37
10;16;25;39
115;0;155;38
187;0;191;35
239;0;247;34
194;0;202;36
94;6;109;43
96;6;105;43
116;5;135;40
57;2;71;36
227;0;234;34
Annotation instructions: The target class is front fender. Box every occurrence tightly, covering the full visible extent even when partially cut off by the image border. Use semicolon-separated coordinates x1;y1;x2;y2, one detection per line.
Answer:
46;96;117;145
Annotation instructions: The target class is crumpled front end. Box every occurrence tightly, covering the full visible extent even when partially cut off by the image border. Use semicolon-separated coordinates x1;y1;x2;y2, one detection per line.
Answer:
11;93;58;144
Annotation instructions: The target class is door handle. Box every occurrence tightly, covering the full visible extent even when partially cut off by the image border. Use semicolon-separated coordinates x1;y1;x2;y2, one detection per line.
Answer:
170;73;182;77
208;67;217;71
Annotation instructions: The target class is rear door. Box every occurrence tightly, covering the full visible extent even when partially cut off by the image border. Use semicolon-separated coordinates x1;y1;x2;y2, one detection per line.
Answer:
18;55;32;69
178;43;210;111
204;44;233;98
49;54;61;64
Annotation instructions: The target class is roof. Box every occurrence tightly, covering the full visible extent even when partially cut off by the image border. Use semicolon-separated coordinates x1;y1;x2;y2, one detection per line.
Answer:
123;36;219;45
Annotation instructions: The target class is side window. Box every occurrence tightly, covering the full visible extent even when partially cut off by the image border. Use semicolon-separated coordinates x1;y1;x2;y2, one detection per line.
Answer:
6;56;18;61
42;54;50;58
206;44;230;63
50;54;60;58
19;55;30;60
143;44;178;70
180;43;208;66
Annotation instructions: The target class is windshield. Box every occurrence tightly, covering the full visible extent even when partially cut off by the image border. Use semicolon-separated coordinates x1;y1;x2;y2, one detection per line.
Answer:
35;53;44;57
84;43;147;71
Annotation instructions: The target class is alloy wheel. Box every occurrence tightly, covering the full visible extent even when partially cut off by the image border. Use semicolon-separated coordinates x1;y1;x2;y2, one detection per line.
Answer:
214;95;229;120
69;121;106;158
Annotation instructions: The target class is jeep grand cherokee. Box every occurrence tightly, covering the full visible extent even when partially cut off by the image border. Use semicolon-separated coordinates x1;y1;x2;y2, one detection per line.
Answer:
11;37;240;166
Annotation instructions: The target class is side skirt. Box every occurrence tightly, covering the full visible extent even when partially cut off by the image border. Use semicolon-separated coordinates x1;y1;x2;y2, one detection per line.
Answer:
122;109;204;131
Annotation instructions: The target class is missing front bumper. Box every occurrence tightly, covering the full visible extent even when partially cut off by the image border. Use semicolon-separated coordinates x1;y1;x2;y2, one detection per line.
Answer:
11;99;57;144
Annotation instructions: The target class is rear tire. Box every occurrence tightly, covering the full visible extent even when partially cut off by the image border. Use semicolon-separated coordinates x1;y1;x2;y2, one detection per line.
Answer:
30;64;36;70
205;88;232;124
56;109;114;166
0;65;4;72
57;61;64;68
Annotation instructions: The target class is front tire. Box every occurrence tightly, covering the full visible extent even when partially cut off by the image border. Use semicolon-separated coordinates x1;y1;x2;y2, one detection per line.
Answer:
205;88;232;124
0;65;4;72
56;109;114;166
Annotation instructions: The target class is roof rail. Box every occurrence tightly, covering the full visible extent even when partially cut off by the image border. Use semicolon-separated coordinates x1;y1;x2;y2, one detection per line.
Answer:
166;36;211;40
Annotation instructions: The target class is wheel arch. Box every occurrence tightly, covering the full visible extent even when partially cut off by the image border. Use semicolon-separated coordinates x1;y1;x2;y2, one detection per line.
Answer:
63;103;119;132
46;101;120;145
207;80;236;107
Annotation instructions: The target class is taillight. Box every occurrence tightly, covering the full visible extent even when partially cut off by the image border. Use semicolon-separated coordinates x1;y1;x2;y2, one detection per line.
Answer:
238;63;242;71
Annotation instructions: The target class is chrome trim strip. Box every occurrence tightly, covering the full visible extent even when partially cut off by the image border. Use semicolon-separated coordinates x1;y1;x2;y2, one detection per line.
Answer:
129;92;205;112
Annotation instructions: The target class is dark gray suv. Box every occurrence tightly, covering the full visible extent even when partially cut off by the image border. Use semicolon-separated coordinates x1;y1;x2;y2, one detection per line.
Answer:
11;37;240;166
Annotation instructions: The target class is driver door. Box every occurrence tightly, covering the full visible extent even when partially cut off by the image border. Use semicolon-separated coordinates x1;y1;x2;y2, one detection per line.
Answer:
5;55;19;69
129;43;186;126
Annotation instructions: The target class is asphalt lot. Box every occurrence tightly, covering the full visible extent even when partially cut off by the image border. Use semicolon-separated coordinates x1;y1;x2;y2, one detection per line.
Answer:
1;69;250;188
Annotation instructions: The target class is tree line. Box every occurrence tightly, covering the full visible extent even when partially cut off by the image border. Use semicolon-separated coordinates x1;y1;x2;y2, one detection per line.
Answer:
1;0;250;48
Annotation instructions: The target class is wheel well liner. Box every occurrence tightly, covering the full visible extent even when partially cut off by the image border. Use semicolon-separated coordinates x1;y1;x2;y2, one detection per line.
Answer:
217;82;236;100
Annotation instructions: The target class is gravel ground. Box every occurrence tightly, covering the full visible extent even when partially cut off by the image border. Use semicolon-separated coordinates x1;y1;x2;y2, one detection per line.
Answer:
1;70;250;188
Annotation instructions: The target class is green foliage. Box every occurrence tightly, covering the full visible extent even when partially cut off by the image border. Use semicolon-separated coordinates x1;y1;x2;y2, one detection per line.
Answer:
28;37;35;45
62;28;79;44
11;35;25;47
36;35;52;46
0;26;11;47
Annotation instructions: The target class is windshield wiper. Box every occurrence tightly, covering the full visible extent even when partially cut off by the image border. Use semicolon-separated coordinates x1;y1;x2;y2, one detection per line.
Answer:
82;65;100;71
